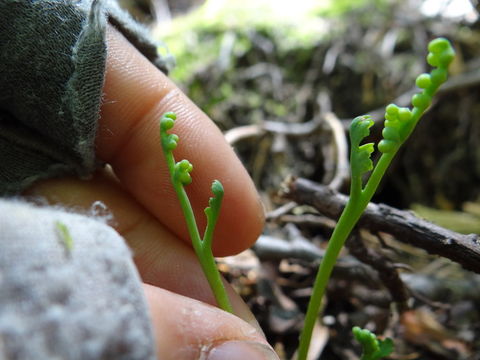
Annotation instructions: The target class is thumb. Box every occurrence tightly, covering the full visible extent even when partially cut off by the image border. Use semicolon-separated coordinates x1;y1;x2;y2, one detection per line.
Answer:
144;284;279;360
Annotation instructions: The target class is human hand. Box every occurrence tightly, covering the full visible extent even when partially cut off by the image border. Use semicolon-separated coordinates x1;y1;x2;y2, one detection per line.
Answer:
26;26;276;360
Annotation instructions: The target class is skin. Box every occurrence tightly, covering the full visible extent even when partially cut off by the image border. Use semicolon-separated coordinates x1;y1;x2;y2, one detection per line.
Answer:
26;26;275;359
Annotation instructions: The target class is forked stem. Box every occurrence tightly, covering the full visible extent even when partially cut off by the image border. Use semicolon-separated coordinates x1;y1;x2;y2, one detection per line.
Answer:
297;38;454;360
160;112;233;313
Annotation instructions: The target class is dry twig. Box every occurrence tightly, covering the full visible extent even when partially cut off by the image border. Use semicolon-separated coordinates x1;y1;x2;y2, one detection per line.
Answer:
283;177;480;274
346;233;410;312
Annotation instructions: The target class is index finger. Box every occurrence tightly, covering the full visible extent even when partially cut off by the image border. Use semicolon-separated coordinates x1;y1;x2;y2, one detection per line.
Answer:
97;27;264;256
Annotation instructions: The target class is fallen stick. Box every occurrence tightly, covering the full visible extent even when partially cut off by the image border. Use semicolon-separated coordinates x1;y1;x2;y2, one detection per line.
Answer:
283;177;480;274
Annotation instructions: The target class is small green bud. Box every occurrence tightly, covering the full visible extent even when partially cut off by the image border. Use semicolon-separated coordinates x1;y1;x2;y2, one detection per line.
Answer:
165;134;179;150
175;159;193;185
385;104;398;116
160;112;181;154
161;118;174;130
438;49;455;68
178;159;192;171
353;327;380;354
384;113;395;122
428;38;449;53
382;126;400;142
427;38;455;69
411;93;431;110
378;139;397;153
164;112;176;120
398;108;412;122
178;174;192;185
427;52;439;67
431;68;447;85
352;326;394;360
160;112;177;131
415;73;431;89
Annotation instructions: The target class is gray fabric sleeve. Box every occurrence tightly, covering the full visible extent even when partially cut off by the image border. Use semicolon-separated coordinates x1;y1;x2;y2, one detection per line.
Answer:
0;1;170;358
0;0;173;195
0;199;156;360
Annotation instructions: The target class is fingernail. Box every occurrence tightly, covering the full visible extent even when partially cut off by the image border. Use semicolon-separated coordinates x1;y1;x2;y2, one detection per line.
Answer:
207;341;279;360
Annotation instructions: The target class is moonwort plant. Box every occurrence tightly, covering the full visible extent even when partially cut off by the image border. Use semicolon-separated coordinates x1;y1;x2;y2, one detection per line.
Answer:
353;327;394;360
159;37;455;358
296;37;455;360
160;112;233;313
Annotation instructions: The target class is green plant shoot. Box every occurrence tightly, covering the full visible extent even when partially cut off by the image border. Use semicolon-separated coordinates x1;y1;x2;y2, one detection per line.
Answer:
159;112;233;313
353;327;394;360
297;38;455;360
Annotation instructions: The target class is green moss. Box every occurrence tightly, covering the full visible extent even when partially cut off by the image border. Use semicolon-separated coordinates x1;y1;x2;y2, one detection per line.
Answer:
158;0;386;82
411;204;480;234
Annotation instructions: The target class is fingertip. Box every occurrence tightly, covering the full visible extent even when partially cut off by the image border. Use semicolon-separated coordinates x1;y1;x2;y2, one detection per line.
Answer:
143;284;277;360
98;26;264;256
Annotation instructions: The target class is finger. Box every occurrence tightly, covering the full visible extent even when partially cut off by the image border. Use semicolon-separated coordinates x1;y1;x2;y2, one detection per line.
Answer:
97;26;264;256
25;171;260;331
144;284;278;360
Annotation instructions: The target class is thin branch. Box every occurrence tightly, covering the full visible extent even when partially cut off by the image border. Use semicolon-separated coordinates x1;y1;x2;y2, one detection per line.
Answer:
265;201;297;221
283;177;480;274
223;116;323;145
322;111;350;190
346;233;410;312
252;234;381;286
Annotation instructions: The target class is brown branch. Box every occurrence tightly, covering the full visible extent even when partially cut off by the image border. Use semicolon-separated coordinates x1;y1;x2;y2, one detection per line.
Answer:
252;234;381;287
283;177;480;274
346;233;410;312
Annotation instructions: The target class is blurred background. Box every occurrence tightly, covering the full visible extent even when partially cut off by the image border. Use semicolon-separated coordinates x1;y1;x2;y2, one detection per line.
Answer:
118;1;480;359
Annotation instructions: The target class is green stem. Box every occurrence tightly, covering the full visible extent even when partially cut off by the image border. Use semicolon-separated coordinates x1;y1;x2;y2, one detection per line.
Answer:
171;170;233;312
297;199;362;360
299;38;453;360
200;245;234;312
362;152;395;201
162;122;233;313
297;153;396;360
